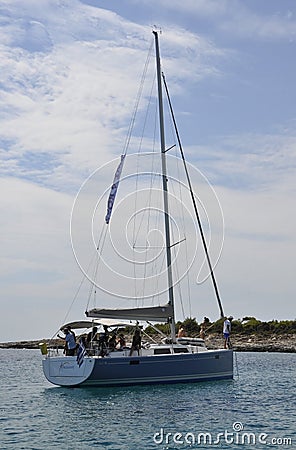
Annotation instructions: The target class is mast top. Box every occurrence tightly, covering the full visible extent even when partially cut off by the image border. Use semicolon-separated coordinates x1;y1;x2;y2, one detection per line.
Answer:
152;27;162;35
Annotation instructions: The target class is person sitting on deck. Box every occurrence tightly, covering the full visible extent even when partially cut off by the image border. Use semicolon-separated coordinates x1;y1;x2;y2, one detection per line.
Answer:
129;328;141;356
117;333;126;349
57;328;77;356
108;332;117;351
98;325;109;356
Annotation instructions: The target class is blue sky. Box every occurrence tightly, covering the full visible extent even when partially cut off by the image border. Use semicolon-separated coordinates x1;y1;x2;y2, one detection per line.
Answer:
0;0;295;341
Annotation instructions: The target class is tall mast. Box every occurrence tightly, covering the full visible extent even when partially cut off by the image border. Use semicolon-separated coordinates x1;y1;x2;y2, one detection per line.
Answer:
153;31;176;342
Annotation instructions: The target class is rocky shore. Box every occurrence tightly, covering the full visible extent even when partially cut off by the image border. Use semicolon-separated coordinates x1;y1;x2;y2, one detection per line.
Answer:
1;333;296;352
206;333;296;353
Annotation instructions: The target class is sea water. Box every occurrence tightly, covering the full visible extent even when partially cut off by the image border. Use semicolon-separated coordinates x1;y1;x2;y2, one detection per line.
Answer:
0;349;295;449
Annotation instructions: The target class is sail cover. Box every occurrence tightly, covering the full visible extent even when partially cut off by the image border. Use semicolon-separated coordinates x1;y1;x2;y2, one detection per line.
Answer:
86;303;173;322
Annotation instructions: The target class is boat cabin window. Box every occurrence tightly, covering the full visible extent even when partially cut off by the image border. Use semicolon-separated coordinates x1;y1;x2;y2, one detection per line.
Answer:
173;347;189;353
154;348;171;355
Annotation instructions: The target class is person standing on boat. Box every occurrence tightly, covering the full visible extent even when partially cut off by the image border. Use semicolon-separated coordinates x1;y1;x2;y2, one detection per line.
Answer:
57;328;77;356
199;317;210;340
68;326;76;340
199;324;206;340
129;328;141;356
87;326;98;346
97;325;109;356
177;327;185;338
223;316;233;349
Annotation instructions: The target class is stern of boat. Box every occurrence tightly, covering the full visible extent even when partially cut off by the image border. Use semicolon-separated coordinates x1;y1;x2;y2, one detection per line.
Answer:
42;355;95;387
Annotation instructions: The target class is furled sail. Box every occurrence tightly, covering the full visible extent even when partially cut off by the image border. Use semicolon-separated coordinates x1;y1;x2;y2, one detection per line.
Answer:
105;154;126;224
86;303;173;322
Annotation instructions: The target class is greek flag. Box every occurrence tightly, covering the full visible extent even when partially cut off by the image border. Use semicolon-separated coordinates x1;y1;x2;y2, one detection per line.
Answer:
105;154;126;224
76;339;86;367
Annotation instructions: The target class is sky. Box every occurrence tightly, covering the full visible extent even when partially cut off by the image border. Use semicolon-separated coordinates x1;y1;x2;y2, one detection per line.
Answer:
1;0;295;341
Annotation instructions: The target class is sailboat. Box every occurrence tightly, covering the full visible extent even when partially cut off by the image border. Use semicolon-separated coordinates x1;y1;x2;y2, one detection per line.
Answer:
42;31;233;387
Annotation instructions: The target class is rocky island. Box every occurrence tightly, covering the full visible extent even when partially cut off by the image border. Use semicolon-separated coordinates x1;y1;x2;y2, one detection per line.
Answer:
1;333;296;353
1;317;295;353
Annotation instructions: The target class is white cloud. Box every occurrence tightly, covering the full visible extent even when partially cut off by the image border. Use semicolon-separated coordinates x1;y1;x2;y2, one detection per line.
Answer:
0;0;226;194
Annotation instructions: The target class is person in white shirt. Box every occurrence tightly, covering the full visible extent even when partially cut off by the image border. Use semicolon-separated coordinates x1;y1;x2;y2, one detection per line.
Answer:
223;316;233;349
58;328;77;356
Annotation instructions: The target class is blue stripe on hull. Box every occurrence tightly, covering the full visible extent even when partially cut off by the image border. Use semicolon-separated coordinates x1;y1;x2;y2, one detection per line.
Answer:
81;350;233;387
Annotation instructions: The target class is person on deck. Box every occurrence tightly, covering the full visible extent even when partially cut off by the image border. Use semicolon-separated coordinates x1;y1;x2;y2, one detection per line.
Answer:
117;333;126;349
129;328;141;356
57;328;77;356
108;332;117;351
68;326;76;340
223;316;233;349
86;326;98;346
199;317;210;340
98;325;109;356
199;324;206;340
177;327;185;338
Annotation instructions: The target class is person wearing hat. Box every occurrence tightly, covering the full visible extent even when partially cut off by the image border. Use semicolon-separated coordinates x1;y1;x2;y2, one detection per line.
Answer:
223;316;233;349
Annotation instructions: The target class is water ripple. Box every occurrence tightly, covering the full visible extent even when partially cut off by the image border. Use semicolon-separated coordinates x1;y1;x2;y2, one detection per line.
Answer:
0;350;295;449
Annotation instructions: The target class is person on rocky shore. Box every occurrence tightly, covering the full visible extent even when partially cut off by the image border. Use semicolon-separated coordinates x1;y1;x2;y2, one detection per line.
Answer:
223;316;233;349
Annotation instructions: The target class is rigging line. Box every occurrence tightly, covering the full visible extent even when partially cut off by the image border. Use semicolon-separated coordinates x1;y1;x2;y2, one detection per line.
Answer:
164;124;192;318
150;97;164;300
164;90;193;319
138;73;156;156
140;101;158;303
172;123;193;319
162;72;225;319
131;51;155;304
132;78;156;283
60;226;108;326
172;244;186;319
60;274;88;327
61;232;105;327
123;38;154;156
150;246;166;306
132;76;157;249
166;139;193;318
85;225;108;312
133;83;158;305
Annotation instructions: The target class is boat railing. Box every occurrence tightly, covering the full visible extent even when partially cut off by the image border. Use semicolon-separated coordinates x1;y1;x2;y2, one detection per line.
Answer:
47;346;61;357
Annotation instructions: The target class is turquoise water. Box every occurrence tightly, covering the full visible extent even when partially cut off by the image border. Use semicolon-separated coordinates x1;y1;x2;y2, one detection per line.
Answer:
0;350;295;449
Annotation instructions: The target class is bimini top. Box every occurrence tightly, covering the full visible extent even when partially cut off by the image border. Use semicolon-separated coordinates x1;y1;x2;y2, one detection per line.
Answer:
85;303;173;322
60;319;131;331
